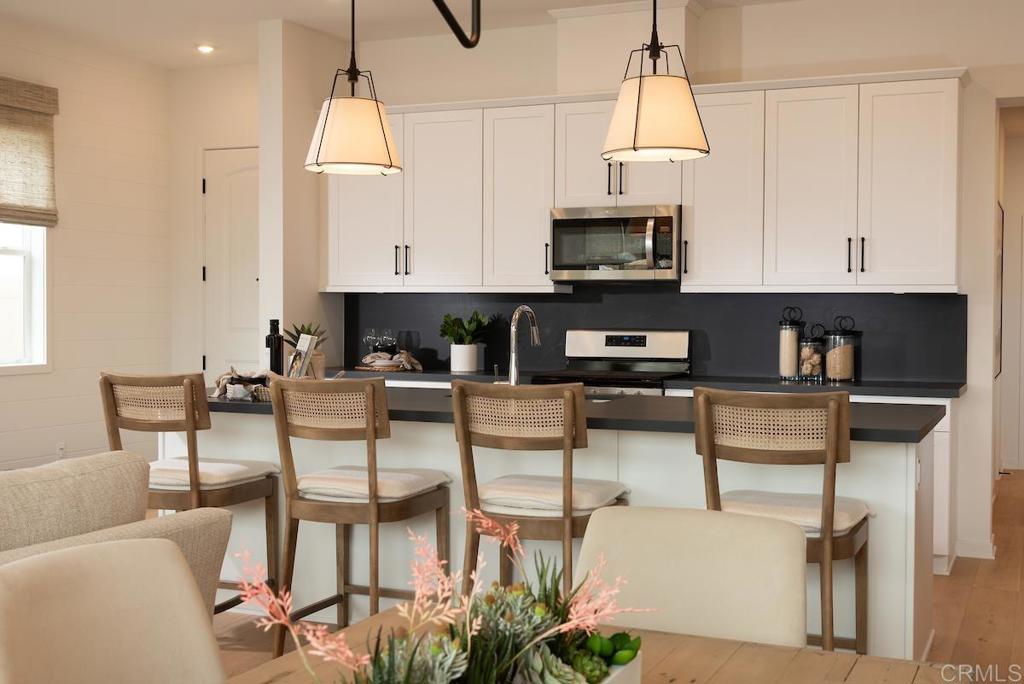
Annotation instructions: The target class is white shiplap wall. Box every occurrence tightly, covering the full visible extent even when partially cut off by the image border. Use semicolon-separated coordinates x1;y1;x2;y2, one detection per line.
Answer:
0;17;171;469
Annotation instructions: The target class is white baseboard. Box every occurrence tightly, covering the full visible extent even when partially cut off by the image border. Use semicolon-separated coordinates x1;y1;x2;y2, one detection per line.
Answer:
933;553;957;576
956;536;996;560
919;628;936;662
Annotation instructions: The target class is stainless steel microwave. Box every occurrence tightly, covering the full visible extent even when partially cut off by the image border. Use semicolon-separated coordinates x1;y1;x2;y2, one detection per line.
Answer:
549;205;681;282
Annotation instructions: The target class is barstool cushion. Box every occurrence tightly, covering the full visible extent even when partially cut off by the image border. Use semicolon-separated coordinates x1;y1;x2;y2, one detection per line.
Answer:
297;466;450;502
478;475;627;518
149;458;279;491
721;490;870;534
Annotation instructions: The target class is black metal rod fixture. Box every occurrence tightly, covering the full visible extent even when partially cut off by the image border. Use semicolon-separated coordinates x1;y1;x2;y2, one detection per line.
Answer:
346;0;359;94
431;0;481;48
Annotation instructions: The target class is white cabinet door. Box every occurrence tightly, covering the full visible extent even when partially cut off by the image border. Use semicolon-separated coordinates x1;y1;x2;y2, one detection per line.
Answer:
618;159;682;206
857;79;959;287
484;105;554;288
681;91;765;288
327;115;405;289
763;85;859;285
555;101;616;208
403;109;483;288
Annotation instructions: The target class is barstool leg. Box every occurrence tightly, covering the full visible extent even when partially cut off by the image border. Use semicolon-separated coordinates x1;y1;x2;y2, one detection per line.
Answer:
435;499;450;567
499;547;514;586
820;555;834;651
336;524;349;628
462;522;480;596
273;517;300;658
369;518;380;615
264;481;279;589
562;518;573;595
855;542;869;654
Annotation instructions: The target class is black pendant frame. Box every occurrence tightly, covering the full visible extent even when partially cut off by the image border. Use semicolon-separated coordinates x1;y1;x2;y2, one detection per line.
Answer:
431;0;481;48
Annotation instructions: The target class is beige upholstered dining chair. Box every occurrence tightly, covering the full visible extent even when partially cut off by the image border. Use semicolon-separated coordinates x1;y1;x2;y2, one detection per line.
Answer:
576;506;808;648
270;377;451;657
99;371;281;613
0;539;225;684
452;379;628;594
694;387;868;654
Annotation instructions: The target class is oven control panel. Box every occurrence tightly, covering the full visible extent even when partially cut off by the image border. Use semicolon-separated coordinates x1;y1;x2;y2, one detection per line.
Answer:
605;334;647;348
565;329;690;360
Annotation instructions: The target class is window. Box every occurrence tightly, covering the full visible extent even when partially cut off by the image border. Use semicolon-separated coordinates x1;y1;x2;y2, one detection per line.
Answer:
0;222;45;367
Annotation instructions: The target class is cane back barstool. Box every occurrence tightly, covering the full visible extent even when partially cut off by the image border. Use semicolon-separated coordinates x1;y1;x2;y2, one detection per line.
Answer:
99;372;280;614
452;380;628;595
269;377;451;657
694;387;869;654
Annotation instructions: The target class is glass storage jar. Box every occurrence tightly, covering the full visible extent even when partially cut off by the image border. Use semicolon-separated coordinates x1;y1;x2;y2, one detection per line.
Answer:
799;324;826;383
778;306;804;381
825;316;862;382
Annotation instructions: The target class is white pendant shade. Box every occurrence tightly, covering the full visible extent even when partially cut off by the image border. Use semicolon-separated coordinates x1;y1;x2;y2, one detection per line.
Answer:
305;96;402;175
602;74;709;162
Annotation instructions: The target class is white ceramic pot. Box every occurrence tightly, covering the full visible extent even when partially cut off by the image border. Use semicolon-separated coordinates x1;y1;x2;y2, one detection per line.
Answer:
603;653;641;684
450;344;479;374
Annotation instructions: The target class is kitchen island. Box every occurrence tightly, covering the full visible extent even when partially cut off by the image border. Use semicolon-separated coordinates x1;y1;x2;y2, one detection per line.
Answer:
162;386;943;660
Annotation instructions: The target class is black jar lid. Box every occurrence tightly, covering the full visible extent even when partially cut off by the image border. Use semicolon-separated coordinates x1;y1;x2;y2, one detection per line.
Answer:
826;315;862;339
801;323;826;343
779;306;805;328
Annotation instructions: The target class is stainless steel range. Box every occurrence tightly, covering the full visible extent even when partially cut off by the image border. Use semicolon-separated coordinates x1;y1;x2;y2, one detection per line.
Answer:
530;329;690;397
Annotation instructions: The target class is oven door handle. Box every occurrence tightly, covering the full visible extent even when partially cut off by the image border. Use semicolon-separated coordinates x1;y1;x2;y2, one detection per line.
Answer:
644;218;656;270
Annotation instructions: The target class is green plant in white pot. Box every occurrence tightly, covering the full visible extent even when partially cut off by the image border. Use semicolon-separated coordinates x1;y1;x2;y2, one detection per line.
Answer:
440;311;491;373
284;322;329;379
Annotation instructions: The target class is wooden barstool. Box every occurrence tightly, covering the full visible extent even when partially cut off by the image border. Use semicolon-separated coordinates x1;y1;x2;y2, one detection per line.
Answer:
269;377;451;657
452;380;627;595
99;372;280;614
694;387;869;654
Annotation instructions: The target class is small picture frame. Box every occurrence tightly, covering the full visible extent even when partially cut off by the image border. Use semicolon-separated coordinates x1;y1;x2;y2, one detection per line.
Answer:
287;334;318;378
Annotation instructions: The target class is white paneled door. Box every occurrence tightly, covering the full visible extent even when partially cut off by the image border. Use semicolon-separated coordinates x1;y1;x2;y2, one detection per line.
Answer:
327;114;405;289
857;79;959;287
763;85;859;286
483;105;554;288
203;147;259;376
555;101;616;208
681;90;766;287
403;109;483;288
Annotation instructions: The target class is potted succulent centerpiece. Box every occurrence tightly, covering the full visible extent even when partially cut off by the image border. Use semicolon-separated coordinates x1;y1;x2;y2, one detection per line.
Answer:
440;312;492;374
285;322;329;379
239;509;645;684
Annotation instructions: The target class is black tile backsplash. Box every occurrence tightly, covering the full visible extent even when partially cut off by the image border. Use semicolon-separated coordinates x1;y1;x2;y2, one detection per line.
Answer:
341;284;967;383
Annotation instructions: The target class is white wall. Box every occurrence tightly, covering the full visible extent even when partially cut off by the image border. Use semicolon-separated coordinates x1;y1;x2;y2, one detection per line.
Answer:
1000;135;1024;469
169;63;260;375
0;17;172;468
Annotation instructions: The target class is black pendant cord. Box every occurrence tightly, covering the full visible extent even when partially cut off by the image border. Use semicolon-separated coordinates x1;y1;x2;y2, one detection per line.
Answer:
432;0;481;48
649;0;661;74
346;0;359;95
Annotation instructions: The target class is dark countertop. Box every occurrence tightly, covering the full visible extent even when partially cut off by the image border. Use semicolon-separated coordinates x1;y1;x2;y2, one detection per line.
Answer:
210;387;945;444
333;369;965;399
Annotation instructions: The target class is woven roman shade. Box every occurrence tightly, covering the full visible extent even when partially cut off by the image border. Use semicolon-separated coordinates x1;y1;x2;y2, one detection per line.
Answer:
0;75;59;227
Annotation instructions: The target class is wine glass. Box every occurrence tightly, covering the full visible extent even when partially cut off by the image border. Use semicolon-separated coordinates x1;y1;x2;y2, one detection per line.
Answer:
380;329;398;353
362;328;379;354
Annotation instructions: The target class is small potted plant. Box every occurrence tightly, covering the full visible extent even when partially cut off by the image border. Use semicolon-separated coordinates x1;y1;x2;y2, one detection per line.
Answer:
285;322;329;379
439;311;492;373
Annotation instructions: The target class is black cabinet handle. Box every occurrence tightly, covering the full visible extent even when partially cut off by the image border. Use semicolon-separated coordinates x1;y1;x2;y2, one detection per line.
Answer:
847;237;852;273
544;242;550;275
683;240;688;275
606;162;613;195
618;162;624;195
860;237;866;273
394;245;400;276
404;245;410;276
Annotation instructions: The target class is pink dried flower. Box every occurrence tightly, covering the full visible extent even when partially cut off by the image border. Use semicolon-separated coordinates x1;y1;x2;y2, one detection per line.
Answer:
464;508;525;559
237;549;294;633
301;623;371;670
560;555;632;634
397;529;464;631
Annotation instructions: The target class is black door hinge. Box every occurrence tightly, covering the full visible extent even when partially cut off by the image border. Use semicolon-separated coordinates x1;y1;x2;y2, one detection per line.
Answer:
202;178;206;194
202;355;206;371
202;266;206;282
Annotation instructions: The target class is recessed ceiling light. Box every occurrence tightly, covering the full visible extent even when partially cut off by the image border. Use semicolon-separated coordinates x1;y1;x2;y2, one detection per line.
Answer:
197;45;215;54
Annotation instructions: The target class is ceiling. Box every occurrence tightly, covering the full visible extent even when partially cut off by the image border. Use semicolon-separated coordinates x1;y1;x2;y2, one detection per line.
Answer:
0;0;793;69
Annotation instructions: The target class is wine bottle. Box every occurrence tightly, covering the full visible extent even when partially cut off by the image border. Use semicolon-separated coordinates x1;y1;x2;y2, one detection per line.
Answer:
266;319;284;375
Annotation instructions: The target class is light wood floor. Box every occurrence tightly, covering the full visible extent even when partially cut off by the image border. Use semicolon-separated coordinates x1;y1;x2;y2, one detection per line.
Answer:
215;474;1024;677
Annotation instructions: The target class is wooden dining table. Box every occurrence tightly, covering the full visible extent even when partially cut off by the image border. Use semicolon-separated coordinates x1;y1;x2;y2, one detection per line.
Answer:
227;608;952;684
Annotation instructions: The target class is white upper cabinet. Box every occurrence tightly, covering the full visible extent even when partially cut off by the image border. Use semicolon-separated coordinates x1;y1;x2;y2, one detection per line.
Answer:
763;85;859;286
555;101;616;208
327;114;405;290
857;79;959;288
681;91;765;288
483;105;555;288
403;109;484;288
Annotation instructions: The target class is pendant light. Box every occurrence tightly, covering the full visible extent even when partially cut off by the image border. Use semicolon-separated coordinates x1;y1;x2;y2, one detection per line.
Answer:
602;0;709;163
305;0;400;175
